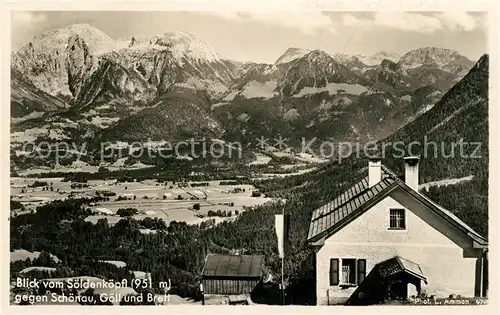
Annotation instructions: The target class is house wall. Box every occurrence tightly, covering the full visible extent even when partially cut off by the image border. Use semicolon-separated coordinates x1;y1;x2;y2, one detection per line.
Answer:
316;188;482;305
202;278;260;295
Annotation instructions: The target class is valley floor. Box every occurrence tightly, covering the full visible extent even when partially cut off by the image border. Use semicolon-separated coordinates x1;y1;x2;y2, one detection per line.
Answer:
11;177;274;227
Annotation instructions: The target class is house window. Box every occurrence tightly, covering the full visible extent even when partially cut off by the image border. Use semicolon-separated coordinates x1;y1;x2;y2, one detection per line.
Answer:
329;259;339;285
330;258;366;286
357;259;366;284
342;259;356;285
389;209;406;229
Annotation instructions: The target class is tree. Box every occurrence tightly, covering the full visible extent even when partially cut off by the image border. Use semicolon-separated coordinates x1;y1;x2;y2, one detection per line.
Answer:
117;208;139;217
193;203;200;211
35;252;54;267
56;266;72;278
252;191;262;197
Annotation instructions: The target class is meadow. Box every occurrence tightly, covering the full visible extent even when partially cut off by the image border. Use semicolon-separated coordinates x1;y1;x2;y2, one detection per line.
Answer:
10;177;272;226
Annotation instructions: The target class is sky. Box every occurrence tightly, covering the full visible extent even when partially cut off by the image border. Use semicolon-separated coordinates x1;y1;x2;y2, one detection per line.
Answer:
11;11;488;63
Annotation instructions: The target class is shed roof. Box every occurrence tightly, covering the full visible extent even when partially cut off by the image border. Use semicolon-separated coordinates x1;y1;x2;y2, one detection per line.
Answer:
202;254;264;278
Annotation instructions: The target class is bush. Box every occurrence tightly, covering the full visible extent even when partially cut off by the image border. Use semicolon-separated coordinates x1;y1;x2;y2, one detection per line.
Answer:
190;182;209;187
220;181;239;185
28;181;48;188
10;200;24;211
71;183;89;189
116;208;139;217
139;217;167;230
251;191;262;197
193;203;201;211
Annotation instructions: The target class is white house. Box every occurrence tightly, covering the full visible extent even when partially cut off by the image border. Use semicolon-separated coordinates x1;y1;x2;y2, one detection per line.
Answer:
120;192;135;200
307;157;488;305
94;207;113;215
132;271;152;281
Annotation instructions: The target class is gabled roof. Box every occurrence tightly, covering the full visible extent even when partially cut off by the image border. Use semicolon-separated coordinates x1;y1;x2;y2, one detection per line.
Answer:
201;254;264;278
307;165;487;247
395;181;487;246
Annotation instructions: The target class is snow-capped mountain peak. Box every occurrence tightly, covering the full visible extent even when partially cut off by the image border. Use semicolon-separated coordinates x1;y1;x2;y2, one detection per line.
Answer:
274;48;311;65
330;53;352;64
120;31;223;63
305;49;335;63
356;51;401;66
155;30;222;63
398;47;473;72
11;24;118;96
24;23;117;56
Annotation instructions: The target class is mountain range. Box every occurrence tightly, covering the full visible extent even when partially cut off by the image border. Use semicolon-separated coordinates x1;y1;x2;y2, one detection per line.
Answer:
11;23;477;159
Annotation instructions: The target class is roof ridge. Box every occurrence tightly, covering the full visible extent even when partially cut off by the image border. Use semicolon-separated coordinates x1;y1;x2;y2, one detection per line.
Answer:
381;164;399;179
379;165;482;239
407;184;487;242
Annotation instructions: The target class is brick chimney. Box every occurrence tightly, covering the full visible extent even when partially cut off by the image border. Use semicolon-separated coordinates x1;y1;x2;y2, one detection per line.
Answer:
403;156;420;191
368;158;382;187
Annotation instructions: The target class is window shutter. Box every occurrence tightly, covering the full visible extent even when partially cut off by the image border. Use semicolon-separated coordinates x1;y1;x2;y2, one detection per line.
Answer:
357;259;366;285
330;259;339;285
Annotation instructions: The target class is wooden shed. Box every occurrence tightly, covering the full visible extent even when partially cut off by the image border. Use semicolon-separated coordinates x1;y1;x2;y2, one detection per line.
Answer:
201;254;264;295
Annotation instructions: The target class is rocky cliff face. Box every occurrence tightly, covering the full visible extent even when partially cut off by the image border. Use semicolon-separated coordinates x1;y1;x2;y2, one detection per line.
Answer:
12;25;238;109
11;68;67;118
12;24;116;97
65;34;99;97
274;47;311;65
